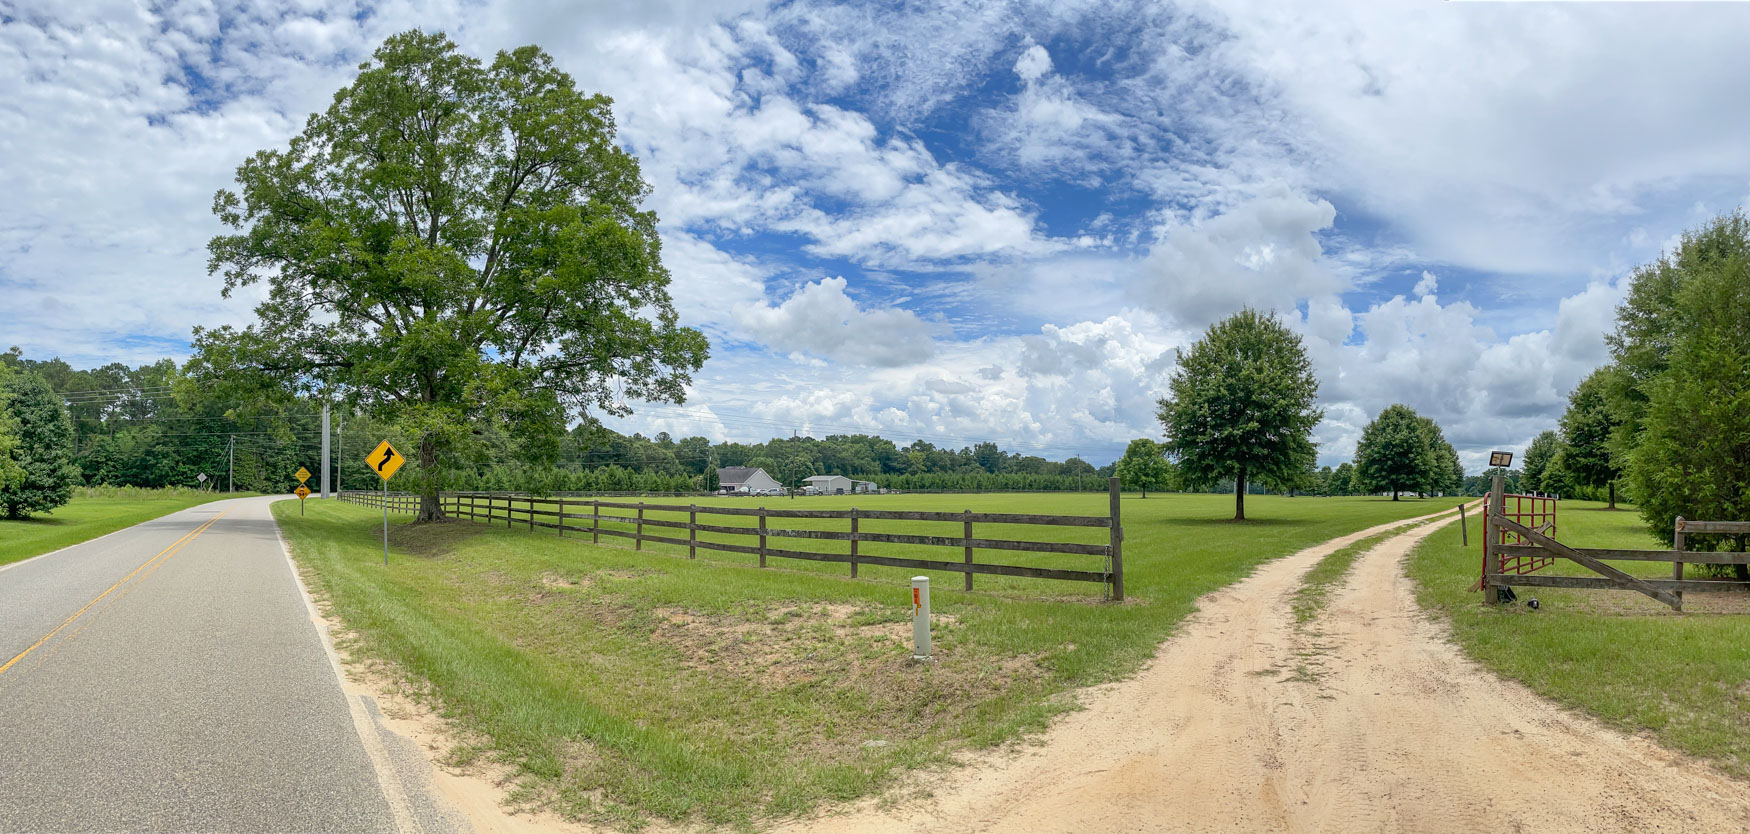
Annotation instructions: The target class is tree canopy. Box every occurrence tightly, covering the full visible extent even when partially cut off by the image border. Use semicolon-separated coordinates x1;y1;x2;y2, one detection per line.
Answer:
1519;430;1562;495
0;367;79;518
1557;367;1623;507
1115;438;1171;498
1353;404;1450;500
1618;213;1750;553
190;30;707;519
1157;309;1322;520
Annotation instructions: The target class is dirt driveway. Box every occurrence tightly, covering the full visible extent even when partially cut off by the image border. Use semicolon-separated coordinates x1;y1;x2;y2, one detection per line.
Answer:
780;508;1750;834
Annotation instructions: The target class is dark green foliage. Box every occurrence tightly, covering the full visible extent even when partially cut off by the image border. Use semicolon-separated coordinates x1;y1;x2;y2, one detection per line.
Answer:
1353;404;1451;500
191;30;707;520
1328;461;1356;496
1606;211;1750;463
1520;430;1562;495
1157;309;1322;520
0;362;23;496
1115;438;1171;497
1557;367;1623;507
1623;223;1750;548
0;368;80;517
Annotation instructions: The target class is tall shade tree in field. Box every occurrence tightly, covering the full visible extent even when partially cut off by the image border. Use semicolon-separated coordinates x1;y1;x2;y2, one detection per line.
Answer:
1157;309;1322;521
1621;219;1750;568
0;369;79;518
191;31;708;520
1520;430;1562;495
1354;404;1440;501
1557;367;1623;508
1115;438;1171;498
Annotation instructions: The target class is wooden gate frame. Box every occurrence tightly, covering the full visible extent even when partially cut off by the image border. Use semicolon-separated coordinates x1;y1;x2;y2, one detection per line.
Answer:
1481;472;1750;611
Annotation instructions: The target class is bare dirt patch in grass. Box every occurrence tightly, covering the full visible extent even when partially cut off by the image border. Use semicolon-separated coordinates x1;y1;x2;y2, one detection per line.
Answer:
644;600;1040;754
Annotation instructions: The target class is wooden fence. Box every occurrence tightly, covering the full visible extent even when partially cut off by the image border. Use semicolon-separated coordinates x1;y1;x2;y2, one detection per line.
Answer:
339;478;1126;600
1481;471;1750;610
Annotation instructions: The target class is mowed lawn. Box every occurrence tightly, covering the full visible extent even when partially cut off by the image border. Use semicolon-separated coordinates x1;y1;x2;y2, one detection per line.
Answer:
0;488;245;567
1410;501;1750;778
276;492;1449;829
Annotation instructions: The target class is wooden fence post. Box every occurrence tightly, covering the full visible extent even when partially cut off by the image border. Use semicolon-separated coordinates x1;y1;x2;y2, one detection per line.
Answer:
964;509;973;591
1484;473;1505;605
558;498;565;537
529;497;535;532
850;508;859;578
1674;516;1686;608
1109;477;1124;602
636;503;644;551
592;501;599;544
758;508;767;568
689;505;697;559
1459;504;1468;546
506;495;513;529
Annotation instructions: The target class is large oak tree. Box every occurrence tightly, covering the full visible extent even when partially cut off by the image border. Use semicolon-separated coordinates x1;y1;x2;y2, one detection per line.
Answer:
190;31;707;520
1354;404;1443;501
1157;309;1321;520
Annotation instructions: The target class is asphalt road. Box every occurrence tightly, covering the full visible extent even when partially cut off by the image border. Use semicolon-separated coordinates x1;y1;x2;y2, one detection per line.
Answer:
0;496;470;833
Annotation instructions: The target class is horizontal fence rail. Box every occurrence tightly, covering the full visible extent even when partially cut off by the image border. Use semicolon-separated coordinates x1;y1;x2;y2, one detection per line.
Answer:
337;478;1126;600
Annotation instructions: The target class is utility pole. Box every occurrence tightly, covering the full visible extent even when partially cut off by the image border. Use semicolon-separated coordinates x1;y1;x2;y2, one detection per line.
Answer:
228;434;235;493
321;402;331;499
336;410;343;495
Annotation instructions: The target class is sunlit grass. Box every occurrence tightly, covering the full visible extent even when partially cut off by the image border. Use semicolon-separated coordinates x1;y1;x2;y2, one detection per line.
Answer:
277;492;1448;828
1409;501;1750;778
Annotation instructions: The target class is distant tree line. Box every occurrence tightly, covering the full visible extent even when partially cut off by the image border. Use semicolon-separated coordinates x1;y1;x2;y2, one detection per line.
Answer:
0;347;1122;499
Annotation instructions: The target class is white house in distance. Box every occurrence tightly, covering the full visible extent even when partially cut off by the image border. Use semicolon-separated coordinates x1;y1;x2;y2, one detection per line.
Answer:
718;466;784;495
803;474;852;495
803;475;881;495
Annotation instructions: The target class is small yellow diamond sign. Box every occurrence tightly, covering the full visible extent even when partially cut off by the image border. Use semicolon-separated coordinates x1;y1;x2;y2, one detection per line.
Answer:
294;484;311;499
367;440;406;481
295;466;312;483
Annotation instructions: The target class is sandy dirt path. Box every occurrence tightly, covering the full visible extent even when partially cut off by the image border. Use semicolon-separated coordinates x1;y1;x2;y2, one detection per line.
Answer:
780;507;1750;834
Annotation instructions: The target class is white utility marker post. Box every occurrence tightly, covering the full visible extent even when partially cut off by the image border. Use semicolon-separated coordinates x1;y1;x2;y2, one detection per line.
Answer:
910;576;932;661
320;402;331;498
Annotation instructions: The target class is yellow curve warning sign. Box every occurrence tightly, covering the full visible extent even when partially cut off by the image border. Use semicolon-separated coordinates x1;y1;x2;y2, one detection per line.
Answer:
367;440;406;481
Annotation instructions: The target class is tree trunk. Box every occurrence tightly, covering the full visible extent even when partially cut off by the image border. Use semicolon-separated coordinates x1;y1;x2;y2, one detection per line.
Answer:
1392;488;1400;501
1607;480;1616;509
417;434;444;522
1235;468;1247;521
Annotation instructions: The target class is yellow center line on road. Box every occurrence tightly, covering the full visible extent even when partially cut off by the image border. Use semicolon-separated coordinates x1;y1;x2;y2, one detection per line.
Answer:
0;508;230;677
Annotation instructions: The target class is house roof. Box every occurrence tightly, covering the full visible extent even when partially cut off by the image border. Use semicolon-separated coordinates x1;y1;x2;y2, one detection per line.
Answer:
717;467;768;485
803;474;846;482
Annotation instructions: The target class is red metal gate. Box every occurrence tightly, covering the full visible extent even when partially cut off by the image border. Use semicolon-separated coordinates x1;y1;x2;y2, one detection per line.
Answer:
1474;492;1558;590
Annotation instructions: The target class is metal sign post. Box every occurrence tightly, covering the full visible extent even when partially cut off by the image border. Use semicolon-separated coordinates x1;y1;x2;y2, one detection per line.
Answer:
366;440;406;567
294;467;313;516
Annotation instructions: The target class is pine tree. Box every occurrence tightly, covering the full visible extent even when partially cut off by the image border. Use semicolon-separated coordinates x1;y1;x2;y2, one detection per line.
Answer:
1;369;80;517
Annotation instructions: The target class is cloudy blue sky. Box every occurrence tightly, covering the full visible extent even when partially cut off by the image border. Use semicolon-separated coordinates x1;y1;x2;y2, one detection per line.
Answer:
4;0;1750;468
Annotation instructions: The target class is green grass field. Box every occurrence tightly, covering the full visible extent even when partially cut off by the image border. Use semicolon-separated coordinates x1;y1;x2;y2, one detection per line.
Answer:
1409;501;1750;778
276;492;1448;829
0;487;248;567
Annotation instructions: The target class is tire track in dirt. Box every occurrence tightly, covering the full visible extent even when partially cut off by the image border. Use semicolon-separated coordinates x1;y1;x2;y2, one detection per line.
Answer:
781;505;1750;834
